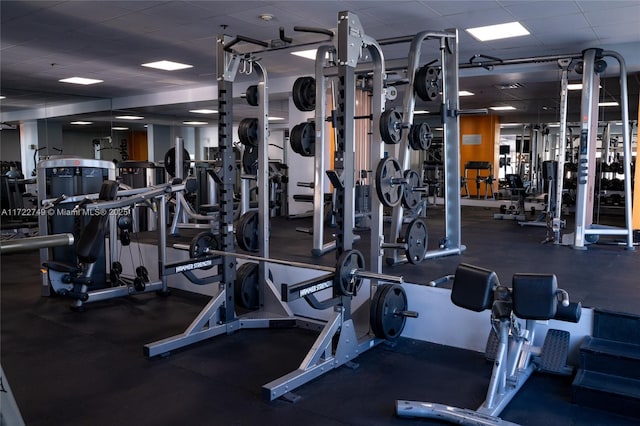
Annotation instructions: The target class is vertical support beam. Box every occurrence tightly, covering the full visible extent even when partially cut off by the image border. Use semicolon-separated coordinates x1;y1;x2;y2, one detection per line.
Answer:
442;30;462;250
573;49;600;249
217;34;238;322
553;59;570;243
634;104;640;231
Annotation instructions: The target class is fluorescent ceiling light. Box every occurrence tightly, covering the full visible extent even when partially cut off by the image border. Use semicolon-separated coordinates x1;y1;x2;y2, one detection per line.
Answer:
567;83;583;90
0;96;5;100
291;49;319;60
466;21;529;42
112;127;129;131
547;123;561;128
500;123;524;127
268;117;284;121
183;121;208;125
59;77;104;85
459;90;474;96
142;60;193;71
433;127;443;131
115;115;144;120
190;109;217;114
414;110;430;115
598;101;619;107
490;106;516;111
70;121;93;125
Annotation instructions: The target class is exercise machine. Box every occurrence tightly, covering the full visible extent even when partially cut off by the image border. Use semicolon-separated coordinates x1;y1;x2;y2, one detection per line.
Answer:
396;263;581;425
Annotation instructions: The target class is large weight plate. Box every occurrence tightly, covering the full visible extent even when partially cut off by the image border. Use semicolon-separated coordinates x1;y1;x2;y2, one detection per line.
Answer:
402;169;422;210
375;157;404;207
245;85;259;106
189;231;220;270
242;146;258;175
380;109;402;144
164;147;191;178
290;121;315;157
370;284;408;340
334;249;365;296
236;210;259;252
292;76;316;112
235;262;259;310
238;118;258;146
408;122;433;151
414;65;441;102
404;218;428;264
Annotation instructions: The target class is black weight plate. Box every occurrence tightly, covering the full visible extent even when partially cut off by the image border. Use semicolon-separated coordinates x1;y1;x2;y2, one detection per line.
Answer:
246;85;259;106
404;218;428;264
334;249;365;296
408;122;433;151
242;146;258;175
375;157;403;207
238;118;258;146
402;169;422;210
290;121;316;157
380;109;402;144
236;210;259;252
370;284;391;339
370;284;408;340
189;231;219;270
235;262;259;310
292;76;316;112
164;147;191;178
414;66;440;102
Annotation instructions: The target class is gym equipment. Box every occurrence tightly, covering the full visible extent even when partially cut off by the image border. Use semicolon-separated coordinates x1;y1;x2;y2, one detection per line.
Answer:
241;146;258;175
118;160;164;232
396;263;581;425
0;233;74;254
164;147;191;178
235;262;259;309
37;158;116;293
375;157;404;207
238;118;259;146
401;169;424;210
245;85;259;106
292;76;316;111
290;121;315;157
408;122;433;151
462;161;494;200
414;65;441;102
370;284;416;340
189;231;220;270
236;210;259;252
380;218;428;265
380;108;403;144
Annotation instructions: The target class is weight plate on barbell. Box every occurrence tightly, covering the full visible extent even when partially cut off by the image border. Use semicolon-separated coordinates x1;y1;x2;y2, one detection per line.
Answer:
375;157;404;207
404;218;428;265
235;262;259;310
242;145;258;175
245;85;259;107
189;231;220;270
164;147;191;178
380;109;403;144
370;283;408;340
238;118;259;146
292;76;316;112
414;65;441;102
236;210;260;252
408;122;433;151
402;169;422;210
334;249;365;297
290;121;315;157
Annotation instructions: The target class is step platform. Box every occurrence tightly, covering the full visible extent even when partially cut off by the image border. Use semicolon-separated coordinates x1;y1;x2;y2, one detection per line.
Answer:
572;369;640;420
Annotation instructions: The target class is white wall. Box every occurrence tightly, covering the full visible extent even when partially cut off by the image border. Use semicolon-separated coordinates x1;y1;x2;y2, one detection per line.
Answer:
0;129;21;162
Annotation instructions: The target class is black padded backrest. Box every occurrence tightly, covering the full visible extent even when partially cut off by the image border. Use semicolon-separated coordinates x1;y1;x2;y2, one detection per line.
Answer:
505;174;524;189
77;180;119;264
512;273;558;320
451;263;499;312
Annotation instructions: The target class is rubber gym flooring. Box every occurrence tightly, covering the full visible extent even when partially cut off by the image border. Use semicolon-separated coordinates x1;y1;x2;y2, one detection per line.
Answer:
2;206;639;426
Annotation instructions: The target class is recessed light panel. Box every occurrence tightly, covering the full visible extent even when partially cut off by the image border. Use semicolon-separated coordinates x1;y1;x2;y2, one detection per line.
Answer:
466;22;529;42
115;115;144;120
112;127;129;131
183;121;208;125
459;91;474;96
490;106;517;111
189;109;218;114
142;60;193;71
70;121;93;125
598;102;619;107
59;77;104;85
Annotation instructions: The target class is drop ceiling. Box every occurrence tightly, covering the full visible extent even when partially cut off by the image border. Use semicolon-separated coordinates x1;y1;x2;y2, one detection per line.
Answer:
1;1;639;131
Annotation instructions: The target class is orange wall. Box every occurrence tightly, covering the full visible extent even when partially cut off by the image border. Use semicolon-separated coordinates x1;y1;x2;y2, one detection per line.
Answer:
633;96;640;230
460;115;501;196
128;130;148;161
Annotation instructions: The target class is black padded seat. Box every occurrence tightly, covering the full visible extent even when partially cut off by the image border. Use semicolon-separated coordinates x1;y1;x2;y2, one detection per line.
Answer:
76;180;119;264
512;273;558;320
451;263;499;312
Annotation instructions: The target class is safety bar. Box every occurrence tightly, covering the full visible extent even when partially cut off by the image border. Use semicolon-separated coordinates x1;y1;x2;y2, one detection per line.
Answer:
0;233;74;254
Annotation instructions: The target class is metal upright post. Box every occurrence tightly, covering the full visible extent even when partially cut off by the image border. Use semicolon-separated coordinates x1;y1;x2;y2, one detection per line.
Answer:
553;59;570;243
573;48;600;249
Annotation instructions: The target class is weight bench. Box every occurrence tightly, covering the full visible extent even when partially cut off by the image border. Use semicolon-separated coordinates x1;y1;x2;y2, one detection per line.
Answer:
495;174;527;220
43;180;120;310
397;263;581;425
